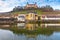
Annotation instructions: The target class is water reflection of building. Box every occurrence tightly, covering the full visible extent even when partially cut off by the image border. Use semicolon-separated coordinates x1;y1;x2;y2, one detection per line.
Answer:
25;34;37;40
41;24;60;28
17;23;25;29
17;23;40;30
25;23;38;31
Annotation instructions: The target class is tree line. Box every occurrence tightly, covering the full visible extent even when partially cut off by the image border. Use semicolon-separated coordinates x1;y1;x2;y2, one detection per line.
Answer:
12;5;53;12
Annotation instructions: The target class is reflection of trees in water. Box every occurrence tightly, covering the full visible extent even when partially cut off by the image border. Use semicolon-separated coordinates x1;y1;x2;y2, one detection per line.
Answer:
37;28;53;36
9;27;53;36
1;23;60;36
25;34;37;40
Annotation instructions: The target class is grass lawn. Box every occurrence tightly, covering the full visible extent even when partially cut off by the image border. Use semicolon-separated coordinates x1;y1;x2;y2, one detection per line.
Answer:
11;9;43;15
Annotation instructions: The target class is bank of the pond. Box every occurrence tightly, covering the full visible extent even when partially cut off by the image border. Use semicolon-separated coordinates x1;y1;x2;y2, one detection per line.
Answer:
8;27;53;36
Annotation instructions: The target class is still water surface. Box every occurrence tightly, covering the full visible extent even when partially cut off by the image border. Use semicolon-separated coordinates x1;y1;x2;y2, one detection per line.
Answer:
0;23;60;40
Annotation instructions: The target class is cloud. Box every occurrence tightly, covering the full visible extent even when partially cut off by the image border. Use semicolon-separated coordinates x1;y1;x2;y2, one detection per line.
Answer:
0;0;60;12
0;0;27;12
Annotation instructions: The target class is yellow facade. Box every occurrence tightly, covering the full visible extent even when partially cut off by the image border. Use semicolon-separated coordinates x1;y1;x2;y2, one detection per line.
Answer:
35;15;38;21
17;13;40;21
26;13;38;21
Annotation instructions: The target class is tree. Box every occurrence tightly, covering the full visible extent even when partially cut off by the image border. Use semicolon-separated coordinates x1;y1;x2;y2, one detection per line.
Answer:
13;6;24;12
41;5;53;12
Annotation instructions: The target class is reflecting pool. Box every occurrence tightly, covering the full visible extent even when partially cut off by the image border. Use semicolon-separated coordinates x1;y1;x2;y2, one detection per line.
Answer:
0;23;60;40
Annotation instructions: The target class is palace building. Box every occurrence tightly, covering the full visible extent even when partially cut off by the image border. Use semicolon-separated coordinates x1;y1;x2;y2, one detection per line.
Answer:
24;2;38;9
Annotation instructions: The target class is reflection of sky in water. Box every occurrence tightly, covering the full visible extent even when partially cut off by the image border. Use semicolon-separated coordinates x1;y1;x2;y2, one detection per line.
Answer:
14;34;27;40
37;32;60;40
0;23;60;40
0;29;14;40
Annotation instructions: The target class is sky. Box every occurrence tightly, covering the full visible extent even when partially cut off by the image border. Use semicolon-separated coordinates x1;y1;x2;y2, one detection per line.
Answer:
0;0;60;12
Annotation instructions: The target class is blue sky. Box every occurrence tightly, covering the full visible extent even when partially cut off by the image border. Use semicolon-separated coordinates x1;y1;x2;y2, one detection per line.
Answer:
0;0;60;12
